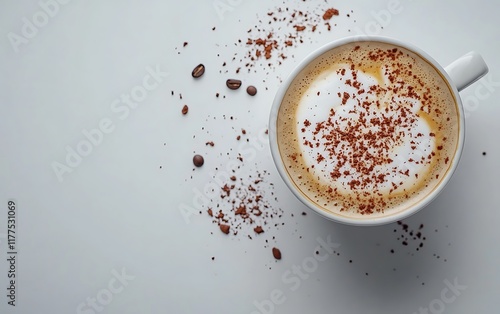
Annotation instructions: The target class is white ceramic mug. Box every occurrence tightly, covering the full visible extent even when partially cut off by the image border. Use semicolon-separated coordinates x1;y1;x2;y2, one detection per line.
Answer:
269;35;488;226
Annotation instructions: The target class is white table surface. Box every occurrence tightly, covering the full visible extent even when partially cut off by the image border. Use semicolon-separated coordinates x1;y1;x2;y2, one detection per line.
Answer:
1;1;499;313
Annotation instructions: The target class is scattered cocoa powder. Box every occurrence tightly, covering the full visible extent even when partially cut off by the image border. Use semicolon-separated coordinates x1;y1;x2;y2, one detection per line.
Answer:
232;6;346;71
201;168;284;241
176;3;357;263
394;221;426;252
323;8;339;20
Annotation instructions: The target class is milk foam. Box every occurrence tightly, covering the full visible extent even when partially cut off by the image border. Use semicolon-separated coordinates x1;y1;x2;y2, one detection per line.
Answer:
296;65;436;194
277;41;459;217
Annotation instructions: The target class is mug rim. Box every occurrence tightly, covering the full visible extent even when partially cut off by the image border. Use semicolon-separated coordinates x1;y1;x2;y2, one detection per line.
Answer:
269;35;465;226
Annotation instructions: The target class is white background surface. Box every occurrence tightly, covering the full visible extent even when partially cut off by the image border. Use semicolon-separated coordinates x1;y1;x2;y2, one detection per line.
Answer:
1;0;499;313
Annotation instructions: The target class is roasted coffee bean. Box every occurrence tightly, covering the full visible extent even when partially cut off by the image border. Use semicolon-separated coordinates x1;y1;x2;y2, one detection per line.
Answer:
226;79;242;90
192;64;205;78
193;154;204;167
272;247;282;260
254;226;264;234
246;85;257;96
220;224;230;234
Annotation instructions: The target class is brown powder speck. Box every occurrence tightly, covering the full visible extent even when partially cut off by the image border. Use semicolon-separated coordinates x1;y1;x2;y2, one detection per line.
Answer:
202;169;283;243
220;224;230;234
323;8;339;20
233;5;354;70
294;25;306;31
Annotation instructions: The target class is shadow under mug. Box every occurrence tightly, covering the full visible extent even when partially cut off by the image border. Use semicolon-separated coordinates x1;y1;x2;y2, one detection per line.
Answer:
269;35;489;226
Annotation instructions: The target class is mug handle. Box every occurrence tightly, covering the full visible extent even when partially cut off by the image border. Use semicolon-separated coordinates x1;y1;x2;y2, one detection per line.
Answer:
445;51;489;92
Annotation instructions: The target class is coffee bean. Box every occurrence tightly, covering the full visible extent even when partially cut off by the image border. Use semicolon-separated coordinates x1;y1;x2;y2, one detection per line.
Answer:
192;64;205;78
181;105;188;115
272;247;281;260
246;85;257;96
193;154;204;167
220;224;230;234
226;79;242;90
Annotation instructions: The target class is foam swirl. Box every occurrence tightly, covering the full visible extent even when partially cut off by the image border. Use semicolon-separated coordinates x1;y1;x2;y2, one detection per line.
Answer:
296;65;436;195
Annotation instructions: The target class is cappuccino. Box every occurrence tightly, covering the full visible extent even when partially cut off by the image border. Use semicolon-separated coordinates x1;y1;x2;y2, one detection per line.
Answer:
276;41;459;218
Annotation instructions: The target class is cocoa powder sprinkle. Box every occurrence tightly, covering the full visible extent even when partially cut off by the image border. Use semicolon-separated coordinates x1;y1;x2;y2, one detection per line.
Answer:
323;8;339;20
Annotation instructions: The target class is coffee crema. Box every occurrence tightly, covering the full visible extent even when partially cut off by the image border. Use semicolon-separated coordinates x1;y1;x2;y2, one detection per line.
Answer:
277;41;459;218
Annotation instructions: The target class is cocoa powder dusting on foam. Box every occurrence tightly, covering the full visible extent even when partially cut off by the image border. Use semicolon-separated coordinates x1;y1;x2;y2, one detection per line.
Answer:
280;43;458;216
301;48;436;214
